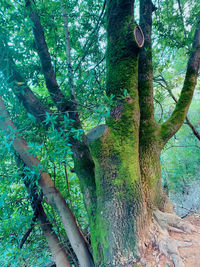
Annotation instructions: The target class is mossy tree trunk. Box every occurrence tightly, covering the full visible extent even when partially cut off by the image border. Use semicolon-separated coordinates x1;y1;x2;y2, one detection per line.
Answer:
0;0;200;266
87;0;147;265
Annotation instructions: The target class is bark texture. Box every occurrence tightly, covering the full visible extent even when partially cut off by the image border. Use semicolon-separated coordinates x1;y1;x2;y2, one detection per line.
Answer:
138;0;171;214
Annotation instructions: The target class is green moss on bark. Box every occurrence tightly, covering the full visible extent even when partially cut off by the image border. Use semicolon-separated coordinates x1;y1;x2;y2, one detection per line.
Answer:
160;68;197;144
88;123;142;264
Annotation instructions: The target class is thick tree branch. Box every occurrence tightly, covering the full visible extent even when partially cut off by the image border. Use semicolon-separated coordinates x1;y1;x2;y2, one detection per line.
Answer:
139;0;157;126
154;75;200;141
160;20;200;144
15;157;72;266
0;41;51;123
20;222;36;249
106;0;142;98
0;96;94;267
138;0;160;168
25;0;70;113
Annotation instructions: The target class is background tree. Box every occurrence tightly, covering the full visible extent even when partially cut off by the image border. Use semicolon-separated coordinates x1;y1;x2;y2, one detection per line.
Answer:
0;0;199;266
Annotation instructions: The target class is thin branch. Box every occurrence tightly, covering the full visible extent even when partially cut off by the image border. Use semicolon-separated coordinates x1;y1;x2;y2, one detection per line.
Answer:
74;0;106;72
177;0;187;39
61;1;75;100
64;161;73;208
154;97;164;123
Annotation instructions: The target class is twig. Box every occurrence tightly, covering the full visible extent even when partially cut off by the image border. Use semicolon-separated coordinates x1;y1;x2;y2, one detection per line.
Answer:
74;0;106;72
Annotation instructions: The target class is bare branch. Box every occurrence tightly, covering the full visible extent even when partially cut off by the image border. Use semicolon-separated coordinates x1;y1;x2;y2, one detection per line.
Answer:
165;145;200;151
61;1;75;100
154;97;164;123
177;0;187;39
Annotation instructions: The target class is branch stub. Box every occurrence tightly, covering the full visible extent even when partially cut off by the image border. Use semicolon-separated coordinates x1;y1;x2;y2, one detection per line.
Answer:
134;26;144;48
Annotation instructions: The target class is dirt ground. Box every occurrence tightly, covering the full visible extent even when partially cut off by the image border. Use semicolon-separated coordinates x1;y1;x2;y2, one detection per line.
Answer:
141;212;200;267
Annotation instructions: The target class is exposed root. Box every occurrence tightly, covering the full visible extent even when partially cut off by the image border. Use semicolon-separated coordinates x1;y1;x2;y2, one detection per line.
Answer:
151;209;197;267
154;209;196;234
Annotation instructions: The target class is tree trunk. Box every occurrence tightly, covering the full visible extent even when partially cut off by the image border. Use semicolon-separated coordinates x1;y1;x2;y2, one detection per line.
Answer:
139;140;174;213
88;126;146;266
86;1;148;264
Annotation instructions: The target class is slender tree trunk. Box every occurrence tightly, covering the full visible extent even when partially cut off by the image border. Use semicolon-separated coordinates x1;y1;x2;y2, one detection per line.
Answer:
38;208;72;267
15;155;71;267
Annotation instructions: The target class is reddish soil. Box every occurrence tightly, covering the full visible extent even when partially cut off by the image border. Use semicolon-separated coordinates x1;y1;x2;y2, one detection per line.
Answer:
141;212;200;267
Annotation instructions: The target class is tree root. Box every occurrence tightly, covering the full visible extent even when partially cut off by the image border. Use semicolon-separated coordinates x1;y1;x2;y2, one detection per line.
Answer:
151;209;197;267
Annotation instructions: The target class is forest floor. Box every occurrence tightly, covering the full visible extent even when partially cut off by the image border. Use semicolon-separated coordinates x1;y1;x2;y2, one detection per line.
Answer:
142;212;200;267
